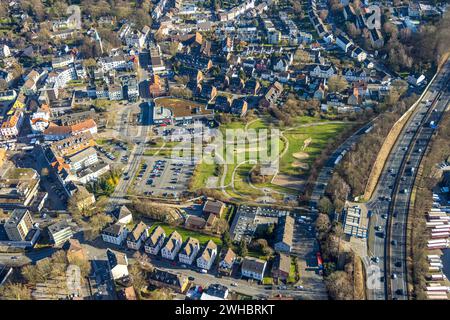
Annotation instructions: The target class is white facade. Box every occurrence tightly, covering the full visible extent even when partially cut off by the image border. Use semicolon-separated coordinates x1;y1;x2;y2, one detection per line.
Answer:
0;45;11;58
108;87;124;101
102;229;128;245
102;233;124;245
99;56;128;72
197;249;217;270
0;111;23;138
178;241;200;265
241;263;266;281
161;236;182;260
110;264;128;280
310;65;335;79
144;227;166;255
52;55;75;69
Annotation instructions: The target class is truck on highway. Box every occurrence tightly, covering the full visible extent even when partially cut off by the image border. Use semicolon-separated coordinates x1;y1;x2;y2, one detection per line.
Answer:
430;274;447;281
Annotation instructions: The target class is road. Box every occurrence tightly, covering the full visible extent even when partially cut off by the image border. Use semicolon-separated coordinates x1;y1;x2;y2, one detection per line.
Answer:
366;60;450;300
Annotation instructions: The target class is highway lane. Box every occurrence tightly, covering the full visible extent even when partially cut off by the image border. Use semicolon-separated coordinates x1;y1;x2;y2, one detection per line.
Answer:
366;61;450;300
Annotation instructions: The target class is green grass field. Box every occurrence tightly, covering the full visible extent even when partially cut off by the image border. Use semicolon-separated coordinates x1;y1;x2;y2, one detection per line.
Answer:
190;161;217;191
280;122;353;176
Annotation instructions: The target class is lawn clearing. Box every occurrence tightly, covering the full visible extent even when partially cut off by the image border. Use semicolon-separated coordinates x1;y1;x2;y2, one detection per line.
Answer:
148;223;222;246
280;122;353;176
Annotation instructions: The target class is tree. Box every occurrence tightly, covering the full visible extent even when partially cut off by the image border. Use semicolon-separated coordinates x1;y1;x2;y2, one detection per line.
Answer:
129;263;147;298
327;75;348;93
293;48;312;65
316;213;331;236
318;197;334;215
222;231;232;249
148;288;173;300
325;271;354;300
0;283;31;300
0;79;7;91
238;240;248;256
84;213;113;240
213;218;229;235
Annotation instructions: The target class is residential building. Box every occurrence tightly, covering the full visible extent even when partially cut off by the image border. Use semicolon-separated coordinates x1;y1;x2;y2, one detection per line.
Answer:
175;53;213;71
107;249;129;281
336;34;353;53
0;45;11;58
52;55;74;69
147;268;189;293
369;29;384;49
0;168;40;210
4;209;34;241
101;223;129;245
179;237;200;265
309;64;336;79
64;239;87;263
274;215;294;253
241;257;267;281
201;284;229;300
161;231;182;260
48;220;73;247
351;47;367;62
0;90;17;101
144;226;166;255
0;110;23;139
230;98;248;116
203;200;225;218
260;81;283;108
66;147;98;172
112;205;133;225
197;240;217;271
30;104;51;133
126;221;149;250
219;248;237;275
108;84;124;101
271;253;291;281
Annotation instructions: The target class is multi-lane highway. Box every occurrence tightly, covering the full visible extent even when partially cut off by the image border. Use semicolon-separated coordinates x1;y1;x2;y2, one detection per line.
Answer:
367;60;450;300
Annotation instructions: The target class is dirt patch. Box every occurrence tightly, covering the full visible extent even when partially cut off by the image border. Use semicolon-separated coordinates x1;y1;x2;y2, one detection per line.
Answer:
293;152;309;160
292;161;309;170
272;173;305;191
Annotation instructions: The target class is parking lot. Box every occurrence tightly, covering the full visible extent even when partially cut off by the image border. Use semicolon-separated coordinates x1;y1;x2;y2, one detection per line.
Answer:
131;156;195;199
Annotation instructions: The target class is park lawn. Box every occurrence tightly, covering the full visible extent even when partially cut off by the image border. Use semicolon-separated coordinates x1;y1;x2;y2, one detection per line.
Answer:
190;161;217;191
290;115;328;127
144;148;174;157
148;223;222;246
287;258;298;284
233;163;264;199
280;122;353;176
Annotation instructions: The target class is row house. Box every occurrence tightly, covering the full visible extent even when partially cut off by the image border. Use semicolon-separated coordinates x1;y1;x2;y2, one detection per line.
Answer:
102;224;129;246
178;237;200;265
52;55;74;69
175;53;213;71
144;226;166;255
309;64;336;79
126;222;149;250
161;231;183;260
196;240;217;271
0;110;23;139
